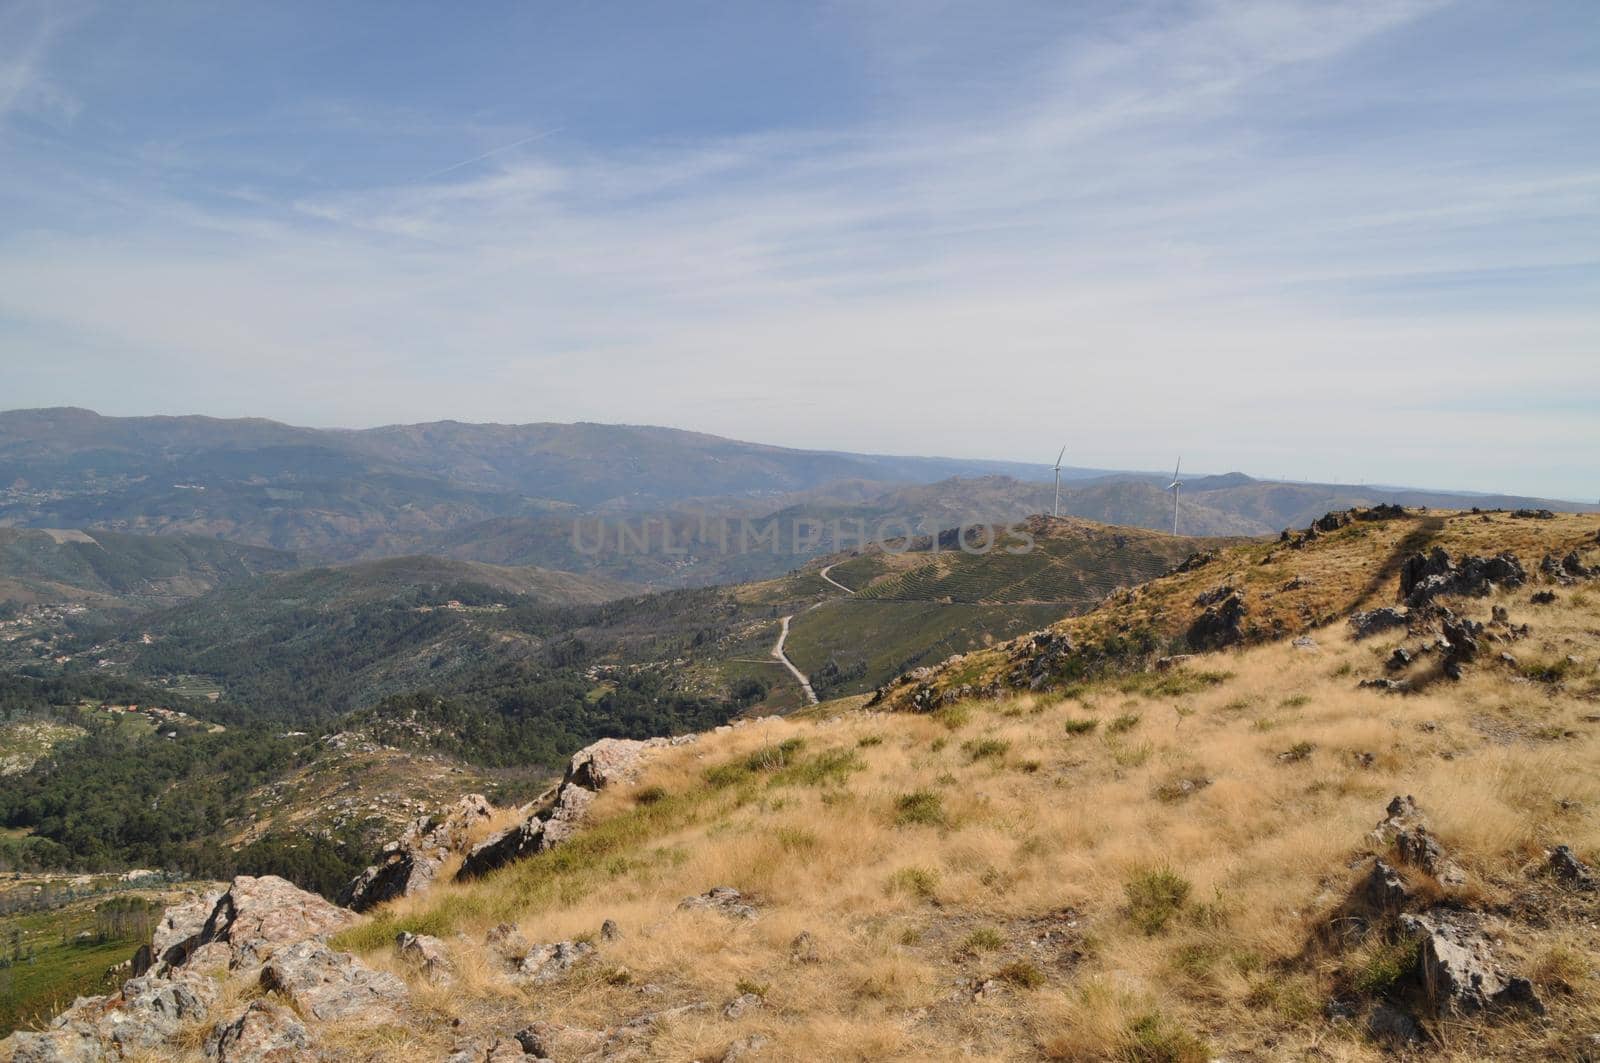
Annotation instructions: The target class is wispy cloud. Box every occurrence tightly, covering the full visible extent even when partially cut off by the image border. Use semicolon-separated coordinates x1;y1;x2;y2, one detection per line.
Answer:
0;0;1595;497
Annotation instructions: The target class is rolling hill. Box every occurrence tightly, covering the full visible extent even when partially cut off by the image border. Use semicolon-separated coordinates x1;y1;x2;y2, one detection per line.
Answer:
0;528;298;609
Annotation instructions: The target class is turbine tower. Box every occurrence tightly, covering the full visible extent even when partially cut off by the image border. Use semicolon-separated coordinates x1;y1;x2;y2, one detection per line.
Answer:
1167;457;1184;535
1052;445;1066;518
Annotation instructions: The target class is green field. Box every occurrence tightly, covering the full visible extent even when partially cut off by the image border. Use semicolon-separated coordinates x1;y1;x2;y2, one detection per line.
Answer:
0;892;161;1037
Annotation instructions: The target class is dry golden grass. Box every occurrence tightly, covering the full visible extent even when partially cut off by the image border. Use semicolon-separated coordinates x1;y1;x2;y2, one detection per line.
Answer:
146;511;1600;1061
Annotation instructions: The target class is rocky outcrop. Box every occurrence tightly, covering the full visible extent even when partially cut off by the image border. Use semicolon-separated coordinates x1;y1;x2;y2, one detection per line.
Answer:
457;737;689;883
258;939;408;1023
0;876;395;1063
1186;590;1246;651
1350;607;1408;639
1400;547;1526;607
340;794;494;912
203;1000;313;1063
1398;911;1543;1016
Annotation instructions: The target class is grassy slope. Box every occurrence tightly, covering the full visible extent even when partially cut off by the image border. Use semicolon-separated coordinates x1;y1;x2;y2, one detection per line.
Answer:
296;510;1600;1062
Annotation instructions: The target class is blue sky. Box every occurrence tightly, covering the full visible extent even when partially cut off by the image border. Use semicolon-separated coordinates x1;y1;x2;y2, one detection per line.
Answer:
1;0;1596;498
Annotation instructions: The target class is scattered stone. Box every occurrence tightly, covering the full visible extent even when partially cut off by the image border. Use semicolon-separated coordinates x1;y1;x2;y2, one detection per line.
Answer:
1359;678;1408;693
1353;751;1376;769
203;1000;315;1063
722;1033;771;1062
678;886;758;920
258;939;409;1023
1292;635;1318;651
601;918;621;941
197;875;358;971
1386;647;1413;672
722;992;762;1019
1547;845;1597;891
1350;607;1408;639
516;940;597;984
1531;590;1558;605
515;1021;607;1060
484;922;530;960
395;932;453;980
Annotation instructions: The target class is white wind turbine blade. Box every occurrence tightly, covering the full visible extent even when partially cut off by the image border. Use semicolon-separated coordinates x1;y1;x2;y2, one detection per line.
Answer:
1054;445;1066;471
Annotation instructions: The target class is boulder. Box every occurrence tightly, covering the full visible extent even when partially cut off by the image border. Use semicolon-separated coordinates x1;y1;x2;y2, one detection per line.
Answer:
2;1031;105;1062
258;939;408;1023
203;1000;315;1063
515;940;596;984
143;888;222;976
1398;911;1543;1017
1349;607;1408;639
1548;845;1597;891
1186;591;1247;651
515;1021;608;1059
457;816;546;881
1400;548;1526;607
199;875;358;970
722;993;762;1019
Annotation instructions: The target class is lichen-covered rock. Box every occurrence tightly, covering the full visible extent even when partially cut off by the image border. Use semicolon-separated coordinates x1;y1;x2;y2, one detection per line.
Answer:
143;888;222;976
1398;911;1543;1017
201;875;358;970
395;931;454;980
1401;547;1526;607
2;1030;106;1062
1349;607;1409;639
258;939;408;1023
457;816;545;881
203;1000;315;1063
1186;591;1246;650
515;940;596;984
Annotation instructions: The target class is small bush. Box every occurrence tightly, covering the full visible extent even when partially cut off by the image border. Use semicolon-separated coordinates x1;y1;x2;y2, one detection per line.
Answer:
734;978;769;998
1279;741;1314;762
934;703;972;730
895;789;946;827
886;866;940;900
773;747;863;787
963;737;1010;762
745;736;807;772
1109;739;1153;768
995;959;1045;988
1064;718;1099;735
1125;866;1192;935
634;784;667;805
604;966;632;985
1122;1011;1211;1062
1278;694;1312;709
962;927;1005;952
775;826;818;852
1107;713;1142;734
856;734;884;747
1351;937;1420;995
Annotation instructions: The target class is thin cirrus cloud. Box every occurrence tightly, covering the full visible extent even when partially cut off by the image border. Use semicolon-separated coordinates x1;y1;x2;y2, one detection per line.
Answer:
0;0;1595;499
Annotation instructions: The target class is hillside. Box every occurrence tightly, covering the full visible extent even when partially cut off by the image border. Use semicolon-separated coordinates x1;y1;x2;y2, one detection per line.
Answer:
8;506;1595;1060
0;528;298;609
777;517;1241;700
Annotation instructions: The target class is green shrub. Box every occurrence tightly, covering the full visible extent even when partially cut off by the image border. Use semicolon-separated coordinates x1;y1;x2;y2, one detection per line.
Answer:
962;927;1005;952
1120;1011;1211;1062
995;959;1045;988
634;784;667;805
886;866;940;900
1107;713;1142;734
894;789;946;827
1064;718;1099;735
963;737;1010;762
1352;937;1421;995
1125;866;1192;935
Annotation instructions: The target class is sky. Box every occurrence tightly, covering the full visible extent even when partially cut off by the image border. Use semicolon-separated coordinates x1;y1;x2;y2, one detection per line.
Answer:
0;1;1596;499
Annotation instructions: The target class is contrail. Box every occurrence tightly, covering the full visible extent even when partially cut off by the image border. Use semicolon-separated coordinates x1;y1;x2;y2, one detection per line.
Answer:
420;128;562;181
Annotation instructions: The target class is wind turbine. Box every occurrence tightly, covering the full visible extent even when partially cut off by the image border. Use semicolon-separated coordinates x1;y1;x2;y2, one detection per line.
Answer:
1052;445;1066;518
1167;457;1184;535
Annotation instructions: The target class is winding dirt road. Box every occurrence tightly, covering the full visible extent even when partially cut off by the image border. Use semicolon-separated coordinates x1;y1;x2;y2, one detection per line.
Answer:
771;614;817;705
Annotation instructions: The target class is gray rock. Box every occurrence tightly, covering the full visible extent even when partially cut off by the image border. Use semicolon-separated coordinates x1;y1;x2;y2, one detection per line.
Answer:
722;1033;771;1062
258;939;409;1023
1350;607;1408;639
2;1031;106;1062
1186;591;1247;651
457;816;546;881
516;940;596;984
198;875;358;971
1366;1003;1423;1046
203;1000;315;1063
340;794;495;912
1398;911;1543;1016
600;918;621;941
722;992;762;1019
395;931;454;980
1548;845;1597;890
678;886;758;920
